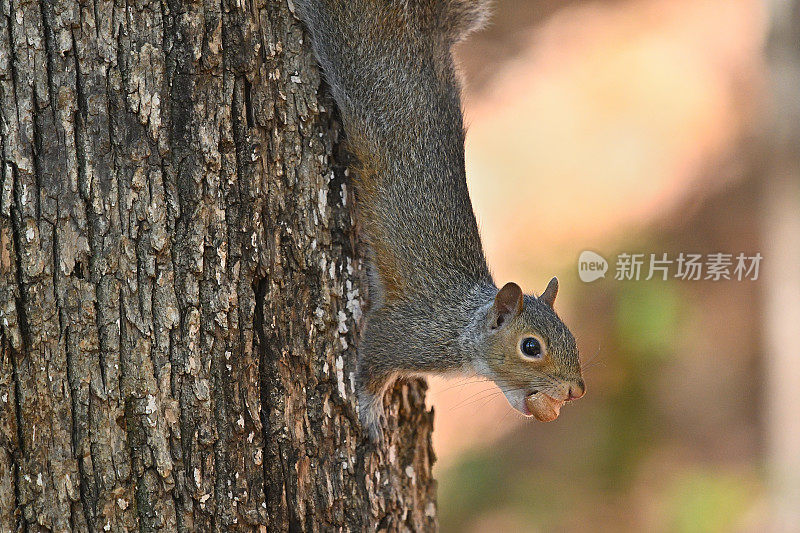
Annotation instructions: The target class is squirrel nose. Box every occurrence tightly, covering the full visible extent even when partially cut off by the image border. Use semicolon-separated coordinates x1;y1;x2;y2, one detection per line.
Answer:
568;379;586;400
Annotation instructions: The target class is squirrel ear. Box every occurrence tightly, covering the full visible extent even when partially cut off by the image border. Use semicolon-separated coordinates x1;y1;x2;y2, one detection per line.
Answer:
492;282;523;328
540;277;559;308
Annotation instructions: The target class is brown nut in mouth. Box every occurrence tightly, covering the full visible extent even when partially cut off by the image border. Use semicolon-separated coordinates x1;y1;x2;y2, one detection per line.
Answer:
525;393;565;422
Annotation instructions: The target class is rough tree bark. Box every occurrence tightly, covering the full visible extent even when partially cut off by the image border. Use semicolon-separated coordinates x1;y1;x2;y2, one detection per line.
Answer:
0;1;436;531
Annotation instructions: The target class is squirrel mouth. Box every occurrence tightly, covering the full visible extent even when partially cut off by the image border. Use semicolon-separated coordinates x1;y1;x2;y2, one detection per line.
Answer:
524;391;565;422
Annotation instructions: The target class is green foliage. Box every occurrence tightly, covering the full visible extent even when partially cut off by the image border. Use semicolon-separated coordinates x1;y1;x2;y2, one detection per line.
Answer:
665;470;754;533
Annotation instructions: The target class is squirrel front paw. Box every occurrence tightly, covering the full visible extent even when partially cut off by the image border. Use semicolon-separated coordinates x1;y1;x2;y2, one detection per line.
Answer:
357;389;386;443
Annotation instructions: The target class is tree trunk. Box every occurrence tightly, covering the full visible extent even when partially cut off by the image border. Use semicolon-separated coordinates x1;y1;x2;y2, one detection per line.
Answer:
0;1;436;531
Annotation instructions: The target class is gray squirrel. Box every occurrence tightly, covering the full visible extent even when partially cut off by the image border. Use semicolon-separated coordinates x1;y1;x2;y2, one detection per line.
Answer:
296;0;585;441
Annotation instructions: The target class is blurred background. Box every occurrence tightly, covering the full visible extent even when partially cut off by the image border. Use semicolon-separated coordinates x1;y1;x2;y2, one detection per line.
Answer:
430;0;800;531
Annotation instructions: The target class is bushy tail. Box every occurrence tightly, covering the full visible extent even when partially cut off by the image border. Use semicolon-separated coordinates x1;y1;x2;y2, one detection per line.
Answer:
439;0;491;43
296;0;490;53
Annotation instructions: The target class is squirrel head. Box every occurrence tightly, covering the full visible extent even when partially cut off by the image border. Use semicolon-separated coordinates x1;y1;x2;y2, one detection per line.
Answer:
479;278;585;422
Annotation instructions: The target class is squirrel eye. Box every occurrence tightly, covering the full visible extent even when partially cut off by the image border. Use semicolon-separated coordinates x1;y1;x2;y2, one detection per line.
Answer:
521;337;542;359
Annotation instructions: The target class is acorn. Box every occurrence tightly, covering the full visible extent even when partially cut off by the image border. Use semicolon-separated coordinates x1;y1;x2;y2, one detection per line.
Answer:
525;393;564;422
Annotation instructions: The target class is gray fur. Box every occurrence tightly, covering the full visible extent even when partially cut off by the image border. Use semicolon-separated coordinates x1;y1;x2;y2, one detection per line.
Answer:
295;0;583;442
